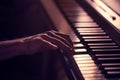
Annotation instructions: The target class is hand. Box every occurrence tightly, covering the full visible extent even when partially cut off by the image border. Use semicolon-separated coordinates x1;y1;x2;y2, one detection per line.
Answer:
28;30;74;54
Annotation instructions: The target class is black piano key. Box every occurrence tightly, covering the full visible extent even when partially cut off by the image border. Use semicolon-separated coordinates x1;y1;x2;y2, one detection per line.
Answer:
102;63;120;67
104;72;120;78
95;54;120;62
105;66;120;70
104;67;120;76
104;68;120;78
98;57;120;61
105;67;120;71
91;45;119;49
96;58;120;65
95;53;120;57
92;48;120;52
97;60;120;77
95;54;120;68
102;63;120;76
107;71;120;75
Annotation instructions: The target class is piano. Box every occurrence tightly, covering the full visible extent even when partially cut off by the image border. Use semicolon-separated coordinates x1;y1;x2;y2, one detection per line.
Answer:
41;0;120;80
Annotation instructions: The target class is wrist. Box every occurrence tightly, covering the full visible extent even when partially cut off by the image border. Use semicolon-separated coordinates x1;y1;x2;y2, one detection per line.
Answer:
23;35;41;55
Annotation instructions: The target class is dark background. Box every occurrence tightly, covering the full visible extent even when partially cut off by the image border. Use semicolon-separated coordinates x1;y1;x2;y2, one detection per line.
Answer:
0;0;53;41
0;0;64;80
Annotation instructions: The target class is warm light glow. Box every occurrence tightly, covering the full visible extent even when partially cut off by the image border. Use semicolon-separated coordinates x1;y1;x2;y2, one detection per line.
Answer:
74;48;87;53
73;43;84;47
74;23;98;27
73;54;105;79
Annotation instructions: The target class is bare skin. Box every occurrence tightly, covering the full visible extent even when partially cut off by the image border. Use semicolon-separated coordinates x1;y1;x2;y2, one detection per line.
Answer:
0;30;74;61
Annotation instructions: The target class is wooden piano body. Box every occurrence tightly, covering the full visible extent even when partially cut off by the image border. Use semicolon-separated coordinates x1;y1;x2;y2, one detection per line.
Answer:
41;0;120;80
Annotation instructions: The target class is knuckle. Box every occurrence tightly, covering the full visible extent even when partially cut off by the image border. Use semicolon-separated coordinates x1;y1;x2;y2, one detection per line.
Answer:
41;33;48;37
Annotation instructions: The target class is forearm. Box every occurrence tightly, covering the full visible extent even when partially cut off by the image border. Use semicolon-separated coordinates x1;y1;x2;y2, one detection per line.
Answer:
0;36;36;61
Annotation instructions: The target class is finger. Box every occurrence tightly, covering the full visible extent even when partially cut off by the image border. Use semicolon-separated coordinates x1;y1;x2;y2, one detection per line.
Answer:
48;30;73;46
46;31;73;48
41;33;71;49
40;34;74;54
32;37;58;51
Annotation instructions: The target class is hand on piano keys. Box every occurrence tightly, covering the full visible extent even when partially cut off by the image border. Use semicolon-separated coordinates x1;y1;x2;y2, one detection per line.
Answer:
0;30;74;60
33;30;75;54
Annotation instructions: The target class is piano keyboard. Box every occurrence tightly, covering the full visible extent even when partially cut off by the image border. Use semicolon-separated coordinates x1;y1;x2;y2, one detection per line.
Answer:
55;0;120;80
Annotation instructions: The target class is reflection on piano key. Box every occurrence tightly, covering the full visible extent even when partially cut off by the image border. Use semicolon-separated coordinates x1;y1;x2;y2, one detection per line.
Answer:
107;71;120;74
83;36;110;39
76;27;102;31
73;43;84;47
73;54;106;80
85;39;112;42
88;43;116;46
81;70;101;73
77;29;104;32
80;32;106;36
74;60;94;64
74;48;87;53
74;22;98;27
